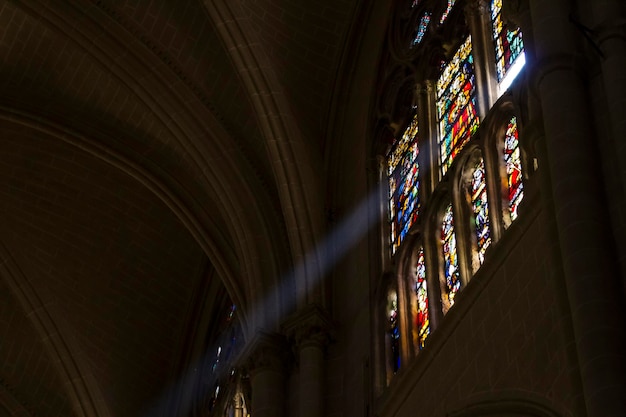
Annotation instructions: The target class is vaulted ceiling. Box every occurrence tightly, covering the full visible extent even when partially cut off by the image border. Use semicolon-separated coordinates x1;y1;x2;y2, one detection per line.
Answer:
0;0;378;416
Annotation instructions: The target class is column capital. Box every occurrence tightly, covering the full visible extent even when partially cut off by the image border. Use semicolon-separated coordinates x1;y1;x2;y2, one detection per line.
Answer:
464;0;490;17
282;304;335;350
241;331;290;374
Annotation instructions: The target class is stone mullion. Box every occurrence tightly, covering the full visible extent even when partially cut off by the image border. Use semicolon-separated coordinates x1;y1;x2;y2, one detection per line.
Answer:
416;80;439;198
466;0;499;117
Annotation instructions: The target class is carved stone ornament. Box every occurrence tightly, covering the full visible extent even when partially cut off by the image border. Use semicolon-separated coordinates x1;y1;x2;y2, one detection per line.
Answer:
242;331;290;374
282;303;335;351
464;0;490;17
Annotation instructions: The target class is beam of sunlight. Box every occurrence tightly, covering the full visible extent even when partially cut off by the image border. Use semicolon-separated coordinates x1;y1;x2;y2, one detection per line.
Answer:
143;183;386;416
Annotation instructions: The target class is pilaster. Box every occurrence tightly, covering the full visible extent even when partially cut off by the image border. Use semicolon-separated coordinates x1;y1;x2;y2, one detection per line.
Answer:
241;331;290;417
528;0;626;415
283;304;334;417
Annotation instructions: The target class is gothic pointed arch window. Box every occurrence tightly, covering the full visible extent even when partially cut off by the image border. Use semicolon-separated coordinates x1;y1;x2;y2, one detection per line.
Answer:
411;12;432;47
440;202;461;313
437;35;480;176
491;0;525;95
439;0;457;24
388;112;421;255
413;245;430;349
387;288;401;373
502;115;524;223
464;155;492;267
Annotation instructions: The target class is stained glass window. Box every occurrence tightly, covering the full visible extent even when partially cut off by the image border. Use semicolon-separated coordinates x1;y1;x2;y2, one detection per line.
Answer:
436;36;479;176
388;113;420;255
439;0;456;24
504;116;523;221
491;0;525;94
414;246;430;349
441;204;460;310
469;159;491;264
388;291;401;372
411;12;432;47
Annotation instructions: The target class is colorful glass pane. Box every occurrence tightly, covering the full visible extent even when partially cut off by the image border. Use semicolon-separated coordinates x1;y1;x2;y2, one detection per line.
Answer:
415;247;430;349
441;204;460;309
411;12;432;47
504;117;523;221
439;0;456;24
388;292;401;372
388;113;420;255
436;36;479;176
469;159;491;264
491;0;525;92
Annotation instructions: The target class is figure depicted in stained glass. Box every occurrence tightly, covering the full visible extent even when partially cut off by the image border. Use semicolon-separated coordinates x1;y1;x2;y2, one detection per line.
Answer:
415;247;430;349
504;116;523;221
388;113;420;255
388;291;401;372
441;204;460;311
437;36;479;175
491;0;525;95
439;0;456;24
469;159;491;265
412;12;431;47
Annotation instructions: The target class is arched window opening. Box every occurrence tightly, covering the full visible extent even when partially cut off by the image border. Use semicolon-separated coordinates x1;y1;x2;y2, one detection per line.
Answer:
467;158;491;266
437;36;479;176
414;246;430;349
387;290;401;373
388;112;421;255
207;303;242;416
504;116;524;222
440;203;460;313
411;12;432;47
491;0;525;96
439;0;457;24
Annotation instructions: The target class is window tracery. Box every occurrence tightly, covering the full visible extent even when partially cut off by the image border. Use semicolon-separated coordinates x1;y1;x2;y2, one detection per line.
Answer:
374;0;531;384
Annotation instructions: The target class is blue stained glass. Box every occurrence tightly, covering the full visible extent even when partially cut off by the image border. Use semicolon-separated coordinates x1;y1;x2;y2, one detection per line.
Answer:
388;113;420;255
411;12;432;47
436;36;479;175
469;159;491;264
441;204;460;310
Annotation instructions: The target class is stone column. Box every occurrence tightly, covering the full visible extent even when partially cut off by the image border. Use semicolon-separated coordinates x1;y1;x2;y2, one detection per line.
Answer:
589;1;626;195
244;332;289;417
465;0;499;115
528;0;626;416
283;304;333;417
416;80;439;196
